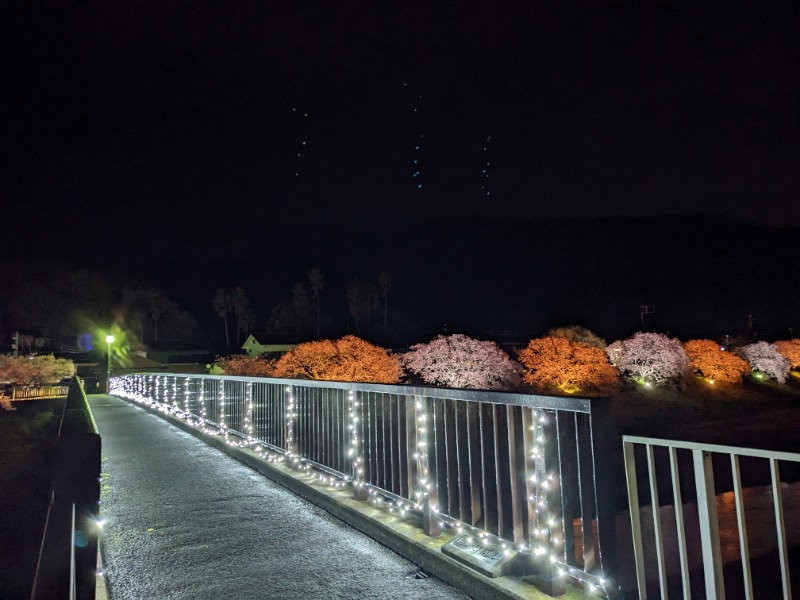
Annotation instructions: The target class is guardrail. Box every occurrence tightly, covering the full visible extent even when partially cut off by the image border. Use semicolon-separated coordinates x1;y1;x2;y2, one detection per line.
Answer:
112;373;620;597
31;377;101;600
5;385;70;400
623;435;800;599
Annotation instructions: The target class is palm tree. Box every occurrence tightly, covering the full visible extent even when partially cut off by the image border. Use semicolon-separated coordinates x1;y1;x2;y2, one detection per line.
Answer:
231;286;254;346
308;267;325;337
212;289;232;350
147;290;173;343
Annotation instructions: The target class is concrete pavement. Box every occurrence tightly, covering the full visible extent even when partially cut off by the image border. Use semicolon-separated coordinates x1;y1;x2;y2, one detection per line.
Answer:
90;394;469;600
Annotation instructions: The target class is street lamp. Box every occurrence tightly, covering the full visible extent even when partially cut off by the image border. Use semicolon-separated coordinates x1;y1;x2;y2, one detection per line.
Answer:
105;334;115;393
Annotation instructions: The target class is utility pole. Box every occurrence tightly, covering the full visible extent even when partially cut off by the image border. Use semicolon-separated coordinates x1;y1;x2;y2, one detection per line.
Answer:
12;331;19;357
640;305;655;330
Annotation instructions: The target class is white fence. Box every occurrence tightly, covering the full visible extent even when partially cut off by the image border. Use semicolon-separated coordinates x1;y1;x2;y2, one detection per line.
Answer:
624;435;800;599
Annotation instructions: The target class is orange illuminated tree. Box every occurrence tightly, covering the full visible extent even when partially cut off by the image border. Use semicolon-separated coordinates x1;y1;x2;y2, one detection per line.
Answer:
272;335;402;384
775;339;800;370
215;354;276;377
683;339;749;384
517;337;618;394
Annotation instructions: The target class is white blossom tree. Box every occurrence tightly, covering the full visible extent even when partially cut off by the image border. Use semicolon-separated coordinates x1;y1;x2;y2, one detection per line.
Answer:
401;334;521;390
735;342;791;384
605;332;690;387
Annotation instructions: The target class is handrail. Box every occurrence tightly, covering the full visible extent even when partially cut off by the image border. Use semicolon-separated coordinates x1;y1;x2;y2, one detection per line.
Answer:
30;377;101;600
116;371;594;411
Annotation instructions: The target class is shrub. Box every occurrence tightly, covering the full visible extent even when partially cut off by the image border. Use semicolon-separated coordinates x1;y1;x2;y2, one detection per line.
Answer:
683;339;749;384
774;339;800;370
518;337;618;394
214;355;276;377
605;332;690;387
735;342;791;384
0;392;14;411
0;355;75;387
272;335;402;384
401;334;521;389
546;325;606;349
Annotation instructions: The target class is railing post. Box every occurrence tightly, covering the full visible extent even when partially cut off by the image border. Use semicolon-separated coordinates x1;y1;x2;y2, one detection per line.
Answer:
624;441;647;600
515;408;567;594
349;389;368;500
693;449;724;599
285;385;302;470
416;395;440;536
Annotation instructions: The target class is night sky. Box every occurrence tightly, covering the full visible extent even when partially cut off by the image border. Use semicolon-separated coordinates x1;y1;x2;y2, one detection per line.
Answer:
2;2;798;342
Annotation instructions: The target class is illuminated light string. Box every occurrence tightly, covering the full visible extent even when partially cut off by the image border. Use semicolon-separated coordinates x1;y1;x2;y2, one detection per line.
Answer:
245;382;254;443
348;390;365;493
109;375;613;596
412;396;431;511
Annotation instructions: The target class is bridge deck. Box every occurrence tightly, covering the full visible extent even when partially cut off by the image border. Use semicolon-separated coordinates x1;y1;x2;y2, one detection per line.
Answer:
89;394;468;599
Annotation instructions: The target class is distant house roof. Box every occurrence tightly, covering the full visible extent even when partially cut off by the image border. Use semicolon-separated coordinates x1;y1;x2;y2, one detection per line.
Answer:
120;354;164;370
244;333;308;346
241;333;307;358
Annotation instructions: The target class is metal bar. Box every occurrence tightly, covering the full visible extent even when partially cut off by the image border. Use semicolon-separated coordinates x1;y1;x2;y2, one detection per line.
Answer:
730;453;753;600
555;411;573;565
770;458;791;600
466;403;481;526
623;441;647;600
693;449;724;600
576;413;596;571
69;503;76;600
624;435;800;464
493;404;504;537
116;371;595;411
521;408;538;551
507;406;523;543
646;444;668;599
405;396;418;504
669;446;691;599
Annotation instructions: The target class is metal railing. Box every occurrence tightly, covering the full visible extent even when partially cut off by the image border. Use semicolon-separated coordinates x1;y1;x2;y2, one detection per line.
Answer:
623;435;800;599
31;377;101;600
111;373;619;596
5;385;70;400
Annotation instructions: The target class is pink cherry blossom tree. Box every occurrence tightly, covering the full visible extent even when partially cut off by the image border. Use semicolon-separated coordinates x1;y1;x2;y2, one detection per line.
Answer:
605;332;690;387
735;342;791;384
401;334;521;390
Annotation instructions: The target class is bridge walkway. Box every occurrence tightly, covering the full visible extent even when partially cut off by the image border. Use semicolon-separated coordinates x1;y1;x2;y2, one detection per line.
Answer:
89;394;469;599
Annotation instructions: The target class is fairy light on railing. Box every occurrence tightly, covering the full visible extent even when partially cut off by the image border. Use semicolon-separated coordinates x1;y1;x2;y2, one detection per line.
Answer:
245;382;254;443
413;395;431;511
219;379;227;441
285;385;300;468
348;389;366;498
182;377;191;417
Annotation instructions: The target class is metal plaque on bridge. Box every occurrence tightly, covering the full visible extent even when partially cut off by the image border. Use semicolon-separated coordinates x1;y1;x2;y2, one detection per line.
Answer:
442;534;515;577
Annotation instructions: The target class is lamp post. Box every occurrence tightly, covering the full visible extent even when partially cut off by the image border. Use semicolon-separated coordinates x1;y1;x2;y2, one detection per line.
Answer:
105;334;115;393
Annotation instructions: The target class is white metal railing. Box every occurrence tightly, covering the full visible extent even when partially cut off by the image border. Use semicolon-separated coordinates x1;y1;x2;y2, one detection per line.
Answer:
623;435;800;599
111;373;620;597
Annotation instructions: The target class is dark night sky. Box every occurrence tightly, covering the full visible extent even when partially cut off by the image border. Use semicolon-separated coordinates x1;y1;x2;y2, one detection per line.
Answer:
2;2;798;341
